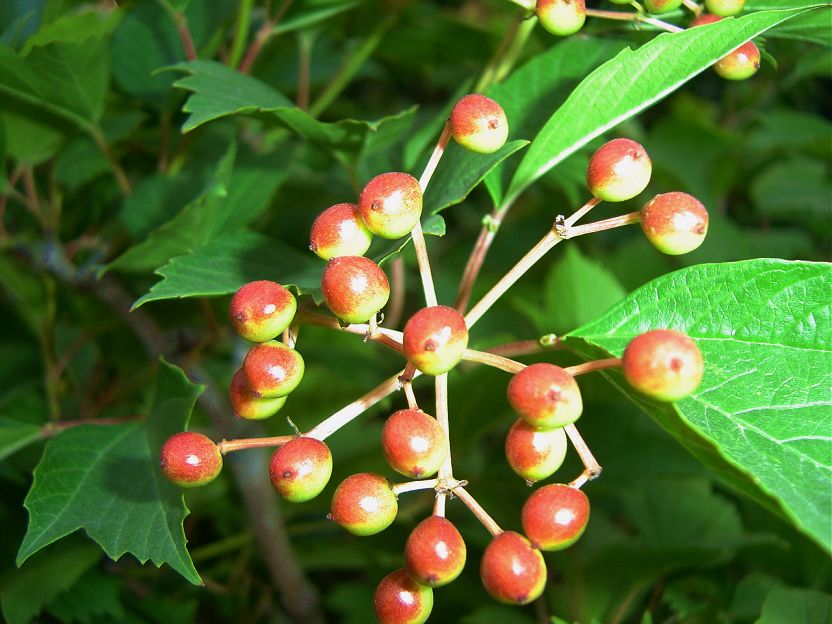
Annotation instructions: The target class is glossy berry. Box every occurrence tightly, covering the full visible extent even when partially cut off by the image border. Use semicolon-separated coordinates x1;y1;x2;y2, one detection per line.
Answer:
643;0;683;13
522;484;590;551
160;432;222;487
269;437;333;503
622;329;704;401
404;516;467;587
229;280;296;343
229;368;287;420
329;472;398;536
309;202;373;260
402;305;469;376
714;41;760;81
242;340;305;398
705;0;745;16
382;409;448;478
586;138;652;202
641;192;709;255
690;13;722;27
321;255;390;324
507;363;583;429
480;531;547;605
358;172;423;239
374;568;433;624
449;94;509;154
505;419;568;484
536;0;586;37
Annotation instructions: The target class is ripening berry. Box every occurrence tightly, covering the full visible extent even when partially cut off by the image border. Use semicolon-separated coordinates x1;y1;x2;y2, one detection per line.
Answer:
321;255;390;325
374;568;434;624
242;340;305;398
505;419;568;484
586;138;652;202
705;0;745;16
480;531;547;605
536;0;586;37
449;94;509;154
160;432;222;487
229;368;287;420
714;41;760;81
382;409;448;478
269;437;333;503
310;202;373;260
690;13;723;27
358;172;423;239
329;472;398;536
622;329;704;401
402;305;469;376
405;516;467;587
643;0;683;13
507;363;583;429
229;280;296;343
641;192;709;255
521;483;590;551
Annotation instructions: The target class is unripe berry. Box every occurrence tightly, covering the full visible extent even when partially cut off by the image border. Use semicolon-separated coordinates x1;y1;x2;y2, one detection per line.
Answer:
269;437;333;503
622;329;704;402
309;202;373;260
536;0;586;37
643;0;683;13
242;340;305;398
521;484;590;551
321;255;390;325
449;94;509;154
507;363;583;429
382;409;448;478
641;192;709;255
329;472;398;536
229;280;296;343
402;305;469;376
705;0;745;16
229;368;287;420
160;432;222;487
480;531;547;605
714;41;760;81
505;419;568;484
374;568;433;624
586;138;652;202
358;172;423;239
404;516;467;587
690;13;722;27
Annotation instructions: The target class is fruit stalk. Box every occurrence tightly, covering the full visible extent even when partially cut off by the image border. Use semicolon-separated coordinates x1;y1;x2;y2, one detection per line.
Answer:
564;424;602;488
392;478;440;496
584;8;685;32
217;435;295;454
452;485;503;536
433;373;453;516
566;212;641;238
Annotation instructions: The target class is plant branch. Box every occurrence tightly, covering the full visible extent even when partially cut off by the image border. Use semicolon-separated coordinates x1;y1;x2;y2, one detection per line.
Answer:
461;349;525;373
229;0;255;68
239;0;294;74
392;478;440;496
585;8;685;33
159;0;197;60
452;485;502;536
565;211;641;238
386;256;406;328
565;357;621;377
565;424;602;488
90;127;132;195
217;435;294;454
433;373;452;516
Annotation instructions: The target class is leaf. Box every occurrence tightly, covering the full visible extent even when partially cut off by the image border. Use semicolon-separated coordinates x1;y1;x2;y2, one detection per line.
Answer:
17;360;205;585
0;418;42;462
751;156;832;232
565;260;832;551
749;2;832;45
757;586;832;624
20;6;121;55
272;0;367;35
46;569;124;623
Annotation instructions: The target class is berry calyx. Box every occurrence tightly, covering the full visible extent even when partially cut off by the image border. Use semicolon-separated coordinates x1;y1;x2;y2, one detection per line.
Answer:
643;0;683;13
269;437;333;503
382;409;448;478
506;363;583;429
160;432;222;487
521;483;590;551
329;472;398;536
404;516;467;587
705;0;745;16
320;255;390;325
622;329;704;401
641;192;709;255
229;368;287;420
373;568;434;624
505;419;568;484
586;138;652;202
358;172;423;239
402;305;469;376
229;280;296;343
536;0;586;37
714;41;760;81
480;531;547;605
309;202;373;260
449;94;509;154
242;340;305;398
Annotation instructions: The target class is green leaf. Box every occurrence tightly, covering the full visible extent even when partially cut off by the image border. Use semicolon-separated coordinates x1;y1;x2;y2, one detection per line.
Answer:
565;259;832;551
749;2;832;45
17;360;205;585
757;586;832;624
46;568;124;624
0;418;42;462
273;0;367;35
20;6;121;55
751;156;832;232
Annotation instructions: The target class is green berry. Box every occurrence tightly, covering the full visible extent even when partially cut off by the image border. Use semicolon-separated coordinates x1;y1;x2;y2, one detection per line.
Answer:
622;329;704;401
229;280;296;343
714;41;760;81
329;472;398;536
643;0;683;13
507;363;583;429
310;202;373;260
536;0;586;37
587;138;652;202
480;531;547;605
160;432;222;488
229;368;287;420
705;0;745;16
374;568;433;624
402;305;469;376
505;419;568;484
242;340;305;398
521;483;590;551
321;255;390;325
449;94;509;154
641;192;709;255
358;172;423;239
269;437;333;502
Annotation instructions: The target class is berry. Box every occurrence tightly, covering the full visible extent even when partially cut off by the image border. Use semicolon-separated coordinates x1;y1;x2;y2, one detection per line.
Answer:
505;419;568;484
374;568;433;624
506;363;583;429
242;340;305;398
714;41;760;81
521;484;590;551
480;531;547;605
643;0;683;13
536;0;586;37
382;409;448;478
622;329;704;401
229;368;287;420
358;172;423;239
160;432;222;488
329;472;398;536
690;13;722;27
449;94;509;154
229;280;296;343
402;305;469;376
321;255;390;325
404;516;467;587
704;0;745;16
309;202;373;260
269;437;333;502
586;138;652;202
641;192;709;255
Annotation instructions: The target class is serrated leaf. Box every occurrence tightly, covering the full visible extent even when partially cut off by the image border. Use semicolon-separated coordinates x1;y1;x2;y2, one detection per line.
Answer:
21;6;121;55
0;417;42;461
749;2;832;46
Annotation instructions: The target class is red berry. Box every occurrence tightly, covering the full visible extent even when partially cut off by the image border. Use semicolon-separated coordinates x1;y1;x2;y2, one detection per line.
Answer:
480;531;547;605
690;13;722;26
404;516;467;587
622;329;704;401
402;305;469;376
321;255;390;325
522;484;590;551
242;340;305;398
229;280;296;343
643;0;683;13
505;419;568;484
358;172;423;239
641;192;709;255
586;138;652;202
705;0;744;16
309;202;373;260
269;437;333;503
329;472;398;536
382;409;448;478
536;0;586;37
373;568;433;624
229;368;287;420
714;41;760;81
449;94;509;154
160;432;222;487
506;363;583;429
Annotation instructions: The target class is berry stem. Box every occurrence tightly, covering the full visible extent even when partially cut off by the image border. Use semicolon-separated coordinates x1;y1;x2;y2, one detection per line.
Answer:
400;362;419;409
455;210;503;313
564;424;602;488
566;357;622;376
566;212;641;238
487;339;552;358
452;485;503;536
418;122;452;193
296;310;403;351
217;435;294;454
392;478;440;496
462;349;526;373
433;373;453;516
682;0;703;16
584;8;685;33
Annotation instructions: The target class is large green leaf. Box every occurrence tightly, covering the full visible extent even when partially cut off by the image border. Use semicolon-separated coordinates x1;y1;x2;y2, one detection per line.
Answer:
565;259;832;551
17;361;205;585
